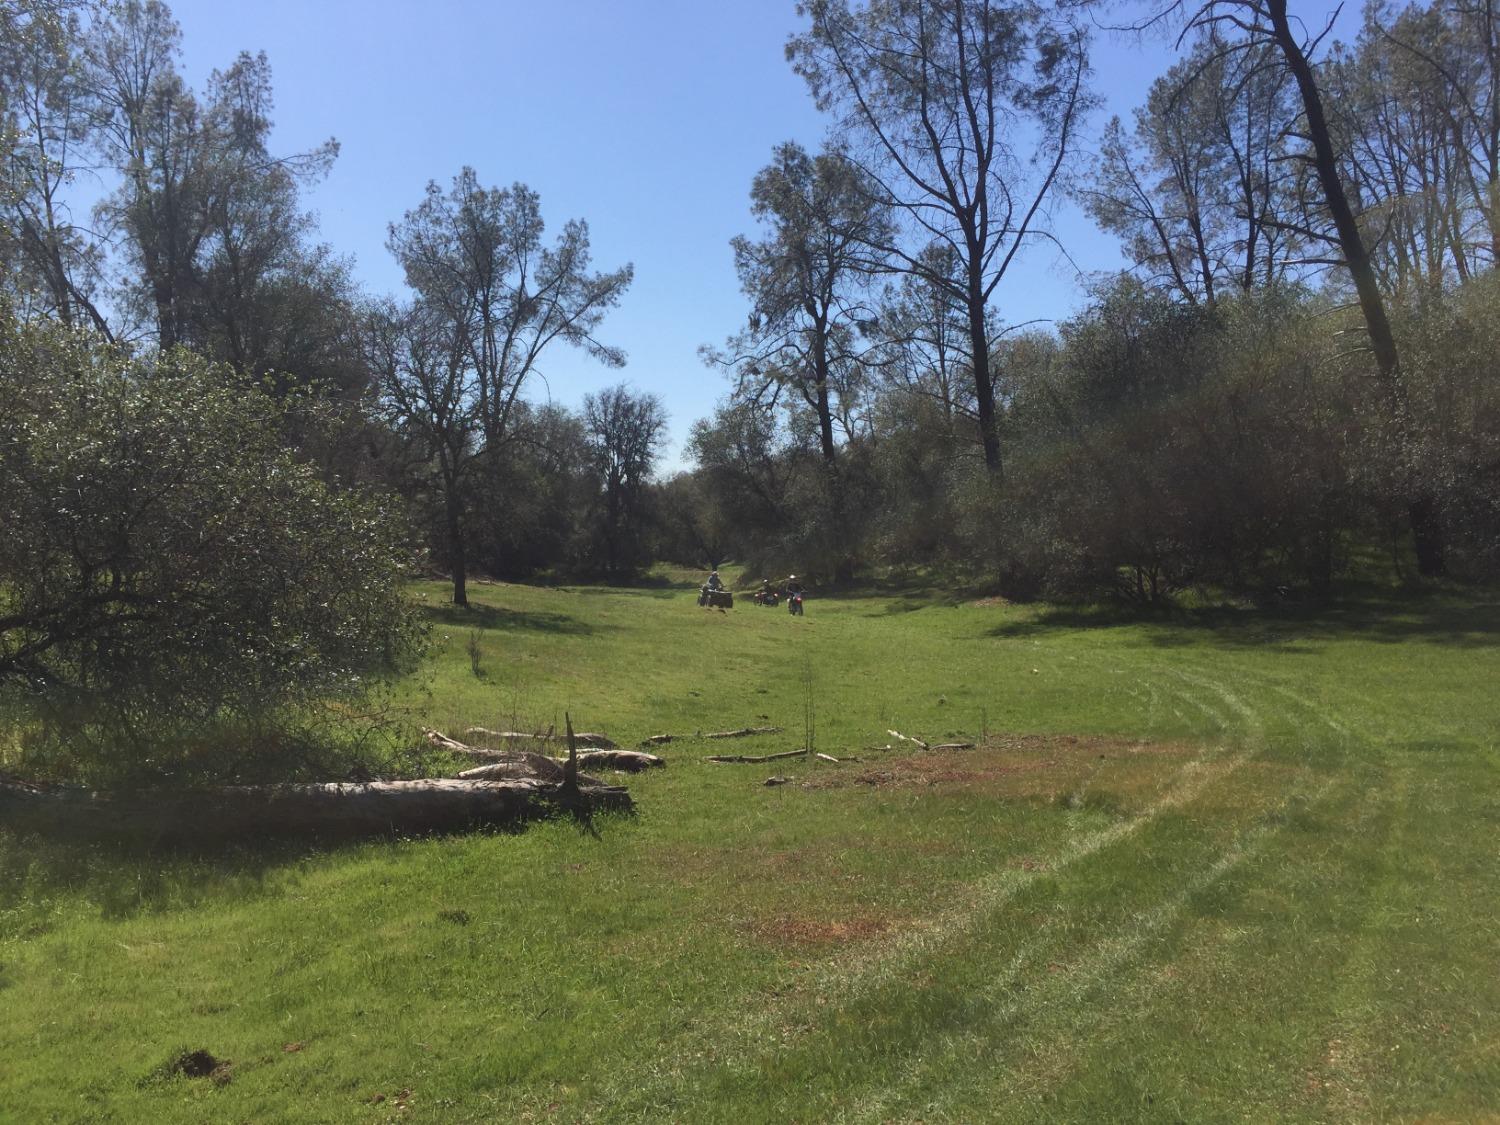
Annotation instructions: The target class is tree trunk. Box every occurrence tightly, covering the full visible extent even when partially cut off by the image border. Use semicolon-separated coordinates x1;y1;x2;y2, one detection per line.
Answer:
967;280;1002;473
813;331;838;464
1268;0;1401;383
1409;494;1447;576
1267;0;1445;575
0;776;632;843
444;477;468;607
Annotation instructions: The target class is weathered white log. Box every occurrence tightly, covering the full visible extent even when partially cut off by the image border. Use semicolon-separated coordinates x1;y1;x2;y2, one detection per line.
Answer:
704;726;782;739
640;734;675;747
425;728;477;752
929;742;976;751
0;776;632;842
463;727;617;749
887;729;930;750
456;753;571;782
707;748;809;764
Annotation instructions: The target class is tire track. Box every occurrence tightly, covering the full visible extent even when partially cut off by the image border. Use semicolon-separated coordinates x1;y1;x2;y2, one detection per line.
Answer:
620;738;1254;1116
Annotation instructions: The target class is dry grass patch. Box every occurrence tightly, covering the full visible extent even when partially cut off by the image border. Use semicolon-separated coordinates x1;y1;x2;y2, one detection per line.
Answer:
806;734;1200;811
746;912;903;948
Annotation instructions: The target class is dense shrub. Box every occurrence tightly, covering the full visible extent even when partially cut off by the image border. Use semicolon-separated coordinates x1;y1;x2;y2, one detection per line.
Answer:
0;318;423;781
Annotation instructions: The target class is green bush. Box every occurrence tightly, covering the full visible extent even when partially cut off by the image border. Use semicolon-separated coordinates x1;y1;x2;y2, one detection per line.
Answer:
0;316;423;782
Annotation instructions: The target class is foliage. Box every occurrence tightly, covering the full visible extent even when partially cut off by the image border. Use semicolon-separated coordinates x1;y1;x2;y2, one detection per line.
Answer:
379;167;633;604
0;315;422;781
580;384;667;580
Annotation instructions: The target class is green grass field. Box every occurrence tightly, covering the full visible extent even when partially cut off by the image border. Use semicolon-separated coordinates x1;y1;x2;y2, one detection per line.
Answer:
2;572;1498;1122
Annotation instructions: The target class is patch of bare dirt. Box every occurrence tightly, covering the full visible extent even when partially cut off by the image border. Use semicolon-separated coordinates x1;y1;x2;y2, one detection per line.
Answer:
803;734;1194;795
747;913;899;946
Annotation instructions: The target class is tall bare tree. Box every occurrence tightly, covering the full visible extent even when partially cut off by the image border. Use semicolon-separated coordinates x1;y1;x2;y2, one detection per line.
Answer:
0;0;111;334
709;141;888;464
788;0;1093;473
1085;36;1297;304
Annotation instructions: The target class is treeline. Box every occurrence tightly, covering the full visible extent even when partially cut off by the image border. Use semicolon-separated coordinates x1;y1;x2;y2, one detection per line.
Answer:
5;0;1499;615
661;0;1500;596
1;0;664;613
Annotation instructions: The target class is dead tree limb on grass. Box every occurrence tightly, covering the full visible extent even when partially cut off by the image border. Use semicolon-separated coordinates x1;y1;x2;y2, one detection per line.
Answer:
887;730;930;750
464;727;617;749
706;748;810;764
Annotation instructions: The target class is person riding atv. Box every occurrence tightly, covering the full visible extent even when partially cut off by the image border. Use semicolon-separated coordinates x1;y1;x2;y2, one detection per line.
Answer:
698;570;733;609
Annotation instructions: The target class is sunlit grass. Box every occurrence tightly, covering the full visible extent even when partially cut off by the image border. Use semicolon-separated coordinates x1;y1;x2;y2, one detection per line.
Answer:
1;577;1497;1121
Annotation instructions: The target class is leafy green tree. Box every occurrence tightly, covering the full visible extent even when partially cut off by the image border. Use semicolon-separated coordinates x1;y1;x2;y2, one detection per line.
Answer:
581;385;667;580
384;168;632;604
0;312;422;780
1084;37;1296;305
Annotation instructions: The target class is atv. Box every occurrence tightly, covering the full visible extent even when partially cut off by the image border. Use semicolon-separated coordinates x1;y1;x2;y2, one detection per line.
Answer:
698;585;734;609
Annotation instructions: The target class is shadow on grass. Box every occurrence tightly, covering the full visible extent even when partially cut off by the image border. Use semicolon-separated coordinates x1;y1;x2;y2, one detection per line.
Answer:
986;589;1500;650
421;602;603;634
0;805;634;929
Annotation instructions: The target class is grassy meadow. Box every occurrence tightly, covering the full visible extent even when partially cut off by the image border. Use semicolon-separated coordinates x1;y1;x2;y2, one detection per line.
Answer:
1;570;1498;1121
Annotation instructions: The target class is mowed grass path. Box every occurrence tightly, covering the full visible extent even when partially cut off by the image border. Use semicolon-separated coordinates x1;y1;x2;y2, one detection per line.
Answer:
2;573;1498;1122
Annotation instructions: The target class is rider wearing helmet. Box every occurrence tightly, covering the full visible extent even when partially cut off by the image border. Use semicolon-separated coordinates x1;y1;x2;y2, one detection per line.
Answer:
705;570;724;591
784;574;804;596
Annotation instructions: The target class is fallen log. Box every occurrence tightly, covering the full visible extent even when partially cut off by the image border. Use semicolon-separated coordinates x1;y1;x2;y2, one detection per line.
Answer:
640;734;675;747
706;748;809;764
887;729;930;751
704;726;782;739
566;749;664;772
815;752;842;764
929;742;976;751
463;727;617;750
425;728;478;753
431;740;540;763
0;776;631;843
456;753;572;783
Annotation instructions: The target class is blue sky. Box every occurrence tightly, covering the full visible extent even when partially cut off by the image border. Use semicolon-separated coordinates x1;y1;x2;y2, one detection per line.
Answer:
160;0;1349;468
